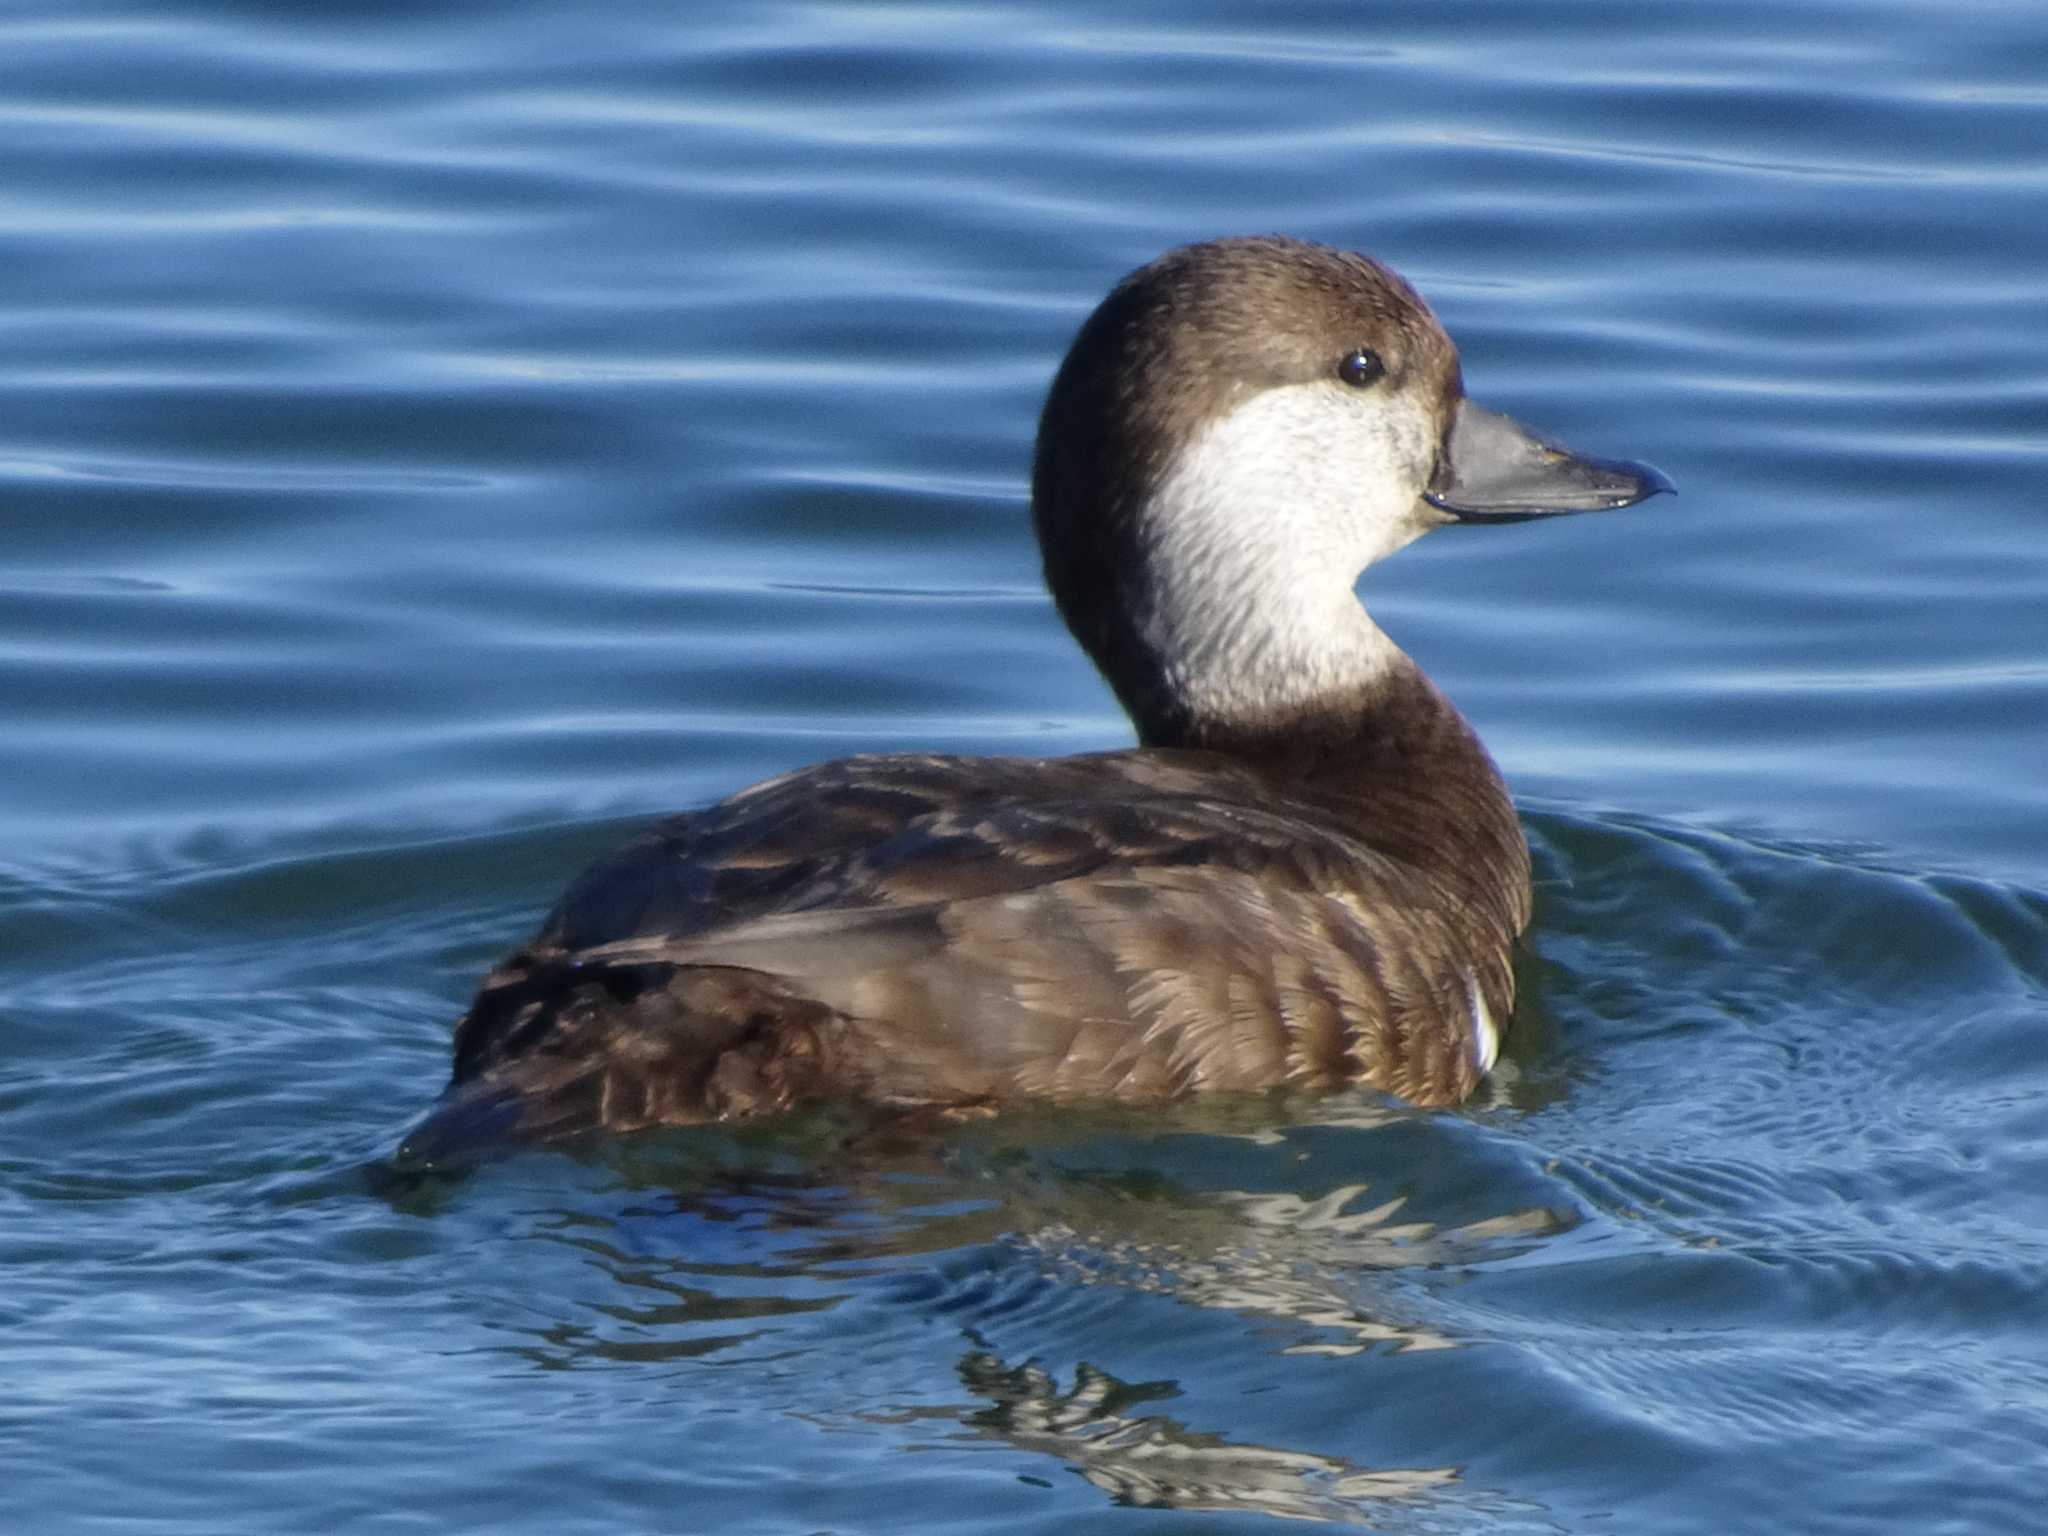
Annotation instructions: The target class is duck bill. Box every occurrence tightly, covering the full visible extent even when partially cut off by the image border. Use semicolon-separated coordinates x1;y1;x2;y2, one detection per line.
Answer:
1424;399;1672;523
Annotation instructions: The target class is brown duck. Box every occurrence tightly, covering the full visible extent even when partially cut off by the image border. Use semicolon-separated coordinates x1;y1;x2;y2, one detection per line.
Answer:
401;236;1668;1162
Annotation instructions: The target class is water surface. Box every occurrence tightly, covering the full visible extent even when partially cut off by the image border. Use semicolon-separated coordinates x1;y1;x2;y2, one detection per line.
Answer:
5;2;2046;1532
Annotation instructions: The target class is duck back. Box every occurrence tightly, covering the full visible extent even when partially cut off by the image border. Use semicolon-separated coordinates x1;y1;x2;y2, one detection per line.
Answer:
403;658;1527;1160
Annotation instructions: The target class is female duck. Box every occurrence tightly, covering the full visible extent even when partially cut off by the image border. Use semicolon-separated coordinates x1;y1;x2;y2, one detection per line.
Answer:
402;236;1668;1160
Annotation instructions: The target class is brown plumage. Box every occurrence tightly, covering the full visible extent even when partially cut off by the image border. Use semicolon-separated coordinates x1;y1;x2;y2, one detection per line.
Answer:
400;236;1667;1162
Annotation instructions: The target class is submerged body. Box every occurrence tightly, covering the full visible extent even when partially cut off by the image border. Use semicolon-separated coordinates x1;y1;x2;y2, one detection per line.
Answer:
403;237;1666;1161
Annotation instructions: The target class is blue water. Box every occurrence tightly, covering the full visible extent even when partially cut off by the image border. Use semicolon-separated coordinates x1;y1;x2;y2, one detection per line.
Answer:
5;2;2046;1531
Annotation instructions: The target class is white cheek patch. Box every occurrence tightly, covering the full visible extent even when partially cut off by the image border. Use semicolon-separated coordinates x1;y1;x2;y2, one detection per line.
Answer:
1136;381;1442;723
1152;380;1439;571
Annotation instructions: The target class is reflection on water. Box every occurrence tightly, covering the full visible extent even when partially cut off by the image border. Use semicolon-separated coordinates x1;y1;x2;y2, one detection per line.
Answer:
474;1105;1573;1348
955;1353;1456;1523
402;1103;1575;1523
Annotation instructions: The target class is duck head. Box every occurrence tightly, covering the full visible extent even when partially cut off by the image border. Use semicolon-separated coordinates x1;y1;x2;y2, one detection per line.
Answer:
1030;236;1670;748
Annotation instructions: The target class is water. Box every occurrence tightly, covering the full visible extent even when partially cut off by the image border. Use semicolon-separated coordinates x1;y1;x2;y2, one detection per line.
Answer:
5;2;2046;1531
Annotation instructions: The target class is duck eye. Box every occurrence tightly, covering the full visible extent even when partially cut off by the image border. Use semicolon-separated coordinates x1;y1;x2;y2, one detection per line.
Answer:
1337;349;1385;388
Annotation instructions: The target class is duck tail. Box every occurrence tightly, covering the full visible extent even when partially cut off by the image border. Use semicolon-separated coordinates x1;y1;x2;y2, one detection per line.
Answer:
394;952;837;1168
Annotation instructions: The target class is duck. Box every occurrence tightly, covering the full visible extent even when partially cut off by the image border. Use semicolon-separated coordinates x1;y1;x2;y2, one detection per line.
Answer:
399;235;1669;1163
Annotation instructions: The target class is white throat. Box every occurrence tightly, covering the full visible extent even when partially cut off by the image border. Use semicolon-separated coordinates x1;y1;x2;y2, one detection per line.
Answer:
1131;381;1441;727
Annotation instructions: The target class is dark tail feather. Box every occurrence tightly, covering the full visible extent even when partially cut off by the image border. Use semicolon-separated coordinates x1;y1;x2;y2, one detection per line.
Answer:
397;955;840;1168
396;1084;526;1170
395;1062;610;1169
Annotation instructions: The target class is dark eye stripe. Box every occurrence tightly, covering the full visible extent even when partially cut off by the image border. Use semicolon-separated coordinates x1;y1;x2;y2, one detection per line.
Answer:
1337;348;1385;387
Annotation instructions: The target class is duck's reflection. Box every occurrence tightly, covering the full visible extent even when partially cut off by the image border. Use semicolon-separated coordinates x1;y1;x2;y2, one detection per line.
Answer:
955;1351;1455;1521
421;1098;1570;1521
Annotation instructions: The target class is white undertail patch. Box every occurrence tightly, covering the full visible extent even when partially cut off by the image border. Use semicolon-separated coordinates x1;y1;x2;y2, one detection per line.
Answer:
1464;968;1500;1075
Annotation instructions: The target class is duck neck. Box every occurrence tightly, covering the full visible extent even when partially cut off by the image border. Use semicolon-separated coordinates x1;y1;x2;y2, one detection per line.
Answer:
1133;625;1481;804
1155;646;1532;938
1075;379;1438;752
1078;536;1531;928
1127;577;1406;752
